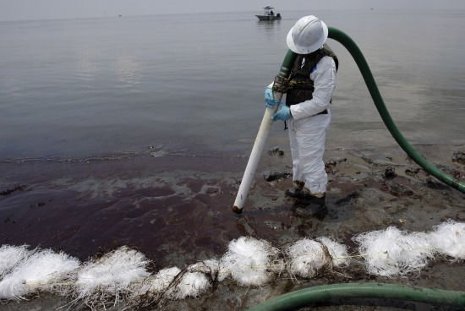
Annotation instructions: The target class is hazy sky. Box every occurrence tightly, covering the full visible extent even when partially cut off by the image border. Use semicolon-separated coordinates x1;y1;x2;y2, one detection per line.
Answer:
1;0;465;21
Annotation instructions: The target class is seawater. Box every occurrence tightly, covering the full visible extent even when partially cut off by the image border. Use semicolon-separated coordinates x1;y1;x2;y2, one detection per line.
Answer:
1;9;465;159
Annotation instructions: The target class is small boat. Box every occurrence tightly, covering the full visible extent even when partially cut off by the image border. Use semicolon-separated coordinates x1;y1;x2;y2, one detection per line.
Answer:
255;6;281;21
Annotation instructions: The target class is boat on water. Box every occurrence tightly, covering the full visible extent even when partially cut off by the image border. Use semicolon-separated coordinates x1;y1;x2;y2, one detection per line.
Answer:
255;6;281;21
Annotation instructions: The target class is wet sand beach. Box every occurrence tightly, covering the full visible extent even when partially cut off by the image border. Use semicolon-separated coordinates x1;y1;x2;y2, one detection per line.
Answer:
1;143;464;310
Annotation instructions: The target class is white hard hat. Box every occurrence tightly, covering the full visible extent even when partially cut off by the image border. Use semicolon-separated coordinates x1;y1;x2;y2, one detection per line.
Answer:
286;15;328;54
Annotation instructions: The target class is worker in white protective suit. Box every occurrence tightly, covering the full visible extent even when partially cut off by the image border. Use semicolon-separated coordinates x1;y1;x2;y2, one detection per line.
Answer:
265;15;338;217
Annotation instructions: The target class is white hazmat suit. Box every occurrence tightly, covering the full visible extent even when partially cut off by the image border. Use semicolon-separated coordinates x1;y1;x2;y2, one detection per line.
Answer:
287;56;337;195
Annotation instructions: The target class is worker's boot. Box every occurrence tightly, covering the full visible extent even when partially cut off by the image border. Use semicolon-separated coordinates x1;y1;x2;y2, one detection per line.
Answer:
285;181;308;199
294;193;328;219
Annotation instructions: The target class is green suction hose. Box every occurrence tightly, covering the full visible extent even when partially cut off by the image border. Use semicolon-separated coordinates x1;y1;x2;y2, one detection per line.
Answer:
325;27;465;193
247;282;465;311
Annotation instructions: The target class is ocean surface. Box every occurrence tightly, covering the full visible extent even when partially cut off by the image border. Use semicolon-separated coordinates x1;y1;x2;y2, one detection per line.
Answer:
1;9;465;160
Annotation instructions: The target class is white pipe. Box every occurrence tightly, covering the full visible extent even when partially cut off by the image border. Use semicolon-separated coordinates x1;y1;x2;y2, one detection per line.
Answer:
232;92;283;213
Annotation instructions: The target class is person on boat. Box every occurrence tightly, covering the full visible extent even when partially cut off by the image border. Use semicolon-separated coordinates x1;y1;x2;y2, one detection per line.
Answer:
264;15;338;218
269;10;274;16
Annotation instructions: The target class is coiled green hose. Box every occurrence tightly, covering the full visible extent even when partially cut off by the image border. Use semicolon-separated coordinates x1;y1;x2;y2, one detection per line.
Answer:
326;27;464;192
247;282;465;311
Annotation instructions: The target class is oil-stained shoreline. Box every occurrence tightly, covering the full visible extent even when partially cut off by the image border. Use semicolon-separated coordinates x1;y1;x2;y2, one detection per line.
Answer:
0;144;464;310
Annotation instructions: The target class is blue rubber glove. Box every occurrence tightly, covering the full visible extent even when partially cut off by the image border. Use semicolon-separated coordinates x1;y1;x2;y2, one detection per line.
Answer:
264;88;280;108
272;105;292;121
